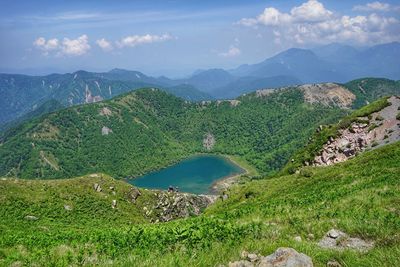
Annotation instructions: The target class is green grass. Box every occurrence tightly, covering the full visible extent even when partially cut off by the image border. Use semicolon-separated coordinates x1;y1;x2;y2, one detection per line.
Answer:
1;141;399;266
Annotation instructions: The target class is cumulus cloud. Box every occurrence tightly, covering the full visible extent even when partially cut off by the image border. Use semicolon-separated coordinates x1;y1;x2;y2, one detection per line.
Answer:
96;38;113;51
353;1;391;12
237;0;400;45
61;35;90;56
116;33;173;48
219;45;241;57
33;35;90;56
33;37;59;55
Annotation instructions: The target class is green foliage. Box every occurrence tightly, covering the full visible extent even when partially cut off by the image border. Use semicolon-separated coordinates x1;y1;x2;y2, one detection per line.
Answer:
0;88;346;179
1;141;399;266
344;78;400;109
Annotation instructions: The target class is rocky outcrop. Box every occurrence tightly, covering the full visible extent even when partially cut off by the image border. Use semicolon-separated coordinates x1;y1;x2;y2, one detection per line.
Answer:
313;96;400;166
127;187;141;203
256;89;275;98
101;126;113;135
203;133;215;151
318;229;374;252
228;248;313;267
300;83;355;109
150;192;217;222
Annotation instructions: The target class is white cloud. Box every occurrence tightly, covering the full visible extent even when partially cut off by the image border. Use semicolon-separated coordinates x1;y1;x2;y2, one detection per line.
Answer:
96;38;113;51
219;45;241;57
290;0;333;22
353;2;391;12
33;35;90;56
33;37;59;55
237;0;400;45
116;33;173;48
61;35;90;56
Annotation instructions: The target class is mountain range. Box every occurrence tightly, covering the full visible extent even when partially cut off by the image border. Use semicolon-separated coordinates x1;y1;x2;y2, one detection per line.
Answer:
0;42;399;129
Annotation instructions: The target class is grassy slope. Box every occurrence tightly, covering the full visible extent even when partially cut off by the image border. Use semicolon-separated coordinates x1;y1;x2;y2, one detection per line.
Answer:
0;141;399;266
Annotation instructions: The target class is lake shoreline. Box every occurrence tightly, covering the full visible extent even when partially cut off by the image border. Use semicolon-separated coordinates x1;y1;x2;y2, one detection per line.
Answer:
126;153;255;195
208;155;251;195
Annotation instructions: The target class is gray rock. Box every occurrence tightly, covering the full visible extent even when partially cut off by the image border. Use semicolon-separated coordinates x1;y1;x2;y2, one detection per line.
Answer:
229;260;254;267
127;187;141;203
327;229;344;239
24;215;38;221
319;229;374;252
64;205;72;211
111;199;117;209
258;247;313;267
327;260;342;267
247;254;259;262
93;183;102;192
294;236;302;242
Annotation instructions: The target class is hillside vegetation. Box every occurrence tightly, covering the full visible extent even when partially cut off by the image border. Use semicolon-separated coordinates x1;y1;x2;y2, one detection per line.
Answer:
0;86;348;179
1;139;399;266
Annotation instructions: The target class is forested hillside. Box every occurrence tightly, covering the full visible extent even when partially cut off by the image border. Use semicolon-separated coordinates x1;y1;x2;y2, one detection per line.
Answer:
0;87;346;179
1;78;398;180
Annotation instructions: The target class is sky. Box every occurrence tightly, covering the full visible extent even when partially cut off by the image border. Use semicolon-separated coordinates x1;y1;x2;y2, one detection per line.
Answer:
0;0;399;77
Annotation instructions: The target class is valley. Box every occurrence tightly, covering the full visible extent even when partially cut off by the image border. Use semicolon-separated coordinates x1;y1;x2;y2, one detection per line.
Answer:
1;1;400;266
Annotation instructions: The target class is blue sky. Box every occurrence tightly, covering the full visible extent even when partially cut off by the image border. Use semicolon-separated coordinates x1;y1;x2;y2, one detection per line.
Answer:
0;0;399;77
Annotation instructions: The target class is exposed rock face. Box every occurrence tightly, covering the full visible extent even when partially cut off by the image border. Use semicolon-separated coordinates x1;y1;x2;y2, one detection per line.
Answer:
256;89;275;98
203;133;215;151
313;96;400;166
228;248;313;267
300;83;356;108
318;229;374;252
101;126;113;135
85;86;103;103
150;192;217;222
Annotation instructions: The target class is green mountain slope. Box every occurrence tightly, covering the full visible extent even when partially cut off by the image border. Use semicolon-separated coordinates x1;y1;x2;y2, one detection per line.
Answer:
345;78;400;109
1;137;399;266
0;87;347;179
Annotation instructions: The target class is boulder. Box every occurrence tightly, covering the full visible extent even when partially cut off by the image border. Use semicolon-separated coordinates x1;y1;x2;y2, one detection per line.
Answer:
111;200;117;209
258;247;313;267
127;187;141;203
229;248;312;267
93;183;102;192
64;205;72;211
327;260;342;267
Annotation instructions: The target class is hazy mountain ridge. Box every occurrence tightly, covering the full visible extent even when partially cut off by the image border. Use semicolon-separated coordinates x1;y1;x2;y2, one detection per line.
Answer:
0;70;211;127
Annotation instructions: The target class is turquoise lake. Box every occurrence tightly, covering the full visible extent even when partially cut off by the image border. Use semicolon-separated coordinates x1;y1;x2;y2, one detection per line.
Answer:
128;155;244;194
